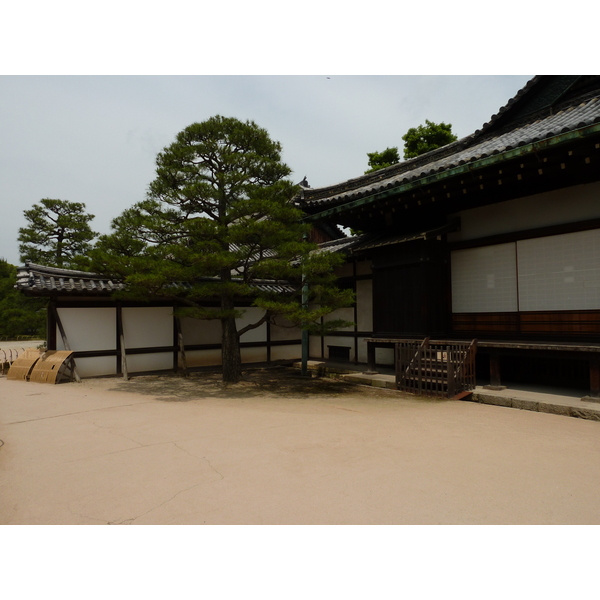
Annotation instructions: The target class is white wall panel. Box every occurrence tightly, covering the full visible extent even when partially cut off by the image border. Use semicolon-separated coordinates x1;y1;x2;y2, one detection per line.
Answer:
309;335;322;358
73;356;116;377
185;349;222;367
271;317;302;342
356;337;370;363
181;317;221;345
518;229;600;311
122;307;173;348
451;243;518;313
241;346;268;364
375;347;394;365
56;307;115;351
323;307;354;331
236;307;267;343
271;344;301;361
126;352;172;373
448;181;600;242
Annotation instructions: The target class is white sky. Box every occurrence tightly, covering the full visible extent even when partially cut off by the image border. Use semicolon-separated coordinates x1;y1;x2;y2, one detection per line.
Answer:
0;74;533;265
1;2;591;267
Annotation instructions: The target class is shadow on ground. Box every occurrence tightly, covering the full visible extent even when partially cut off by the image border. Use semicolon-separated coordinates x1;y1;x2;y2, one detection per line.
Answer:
107;366;375;402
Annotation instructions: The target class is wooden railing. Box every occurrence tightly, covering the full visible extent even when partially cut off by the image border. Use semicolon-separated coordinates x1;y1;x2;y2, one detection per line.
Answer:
395;338;477;398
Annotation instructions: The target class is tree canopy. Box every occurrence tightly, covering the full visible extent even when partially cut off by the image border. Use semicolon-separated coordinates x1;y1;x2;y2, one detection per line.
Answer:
18;198;97;269
401;119;458;159
365;147;400;173
0;259;46;340
91;116;353;383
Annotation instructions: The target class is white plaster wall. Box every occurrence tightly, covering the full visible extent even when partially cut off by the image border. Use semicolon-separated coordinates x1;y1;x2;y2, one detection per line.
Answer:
309;335;322;358
74;356;117;378
323;307;354;331
241;346;268;363
56;307;115;352
181;317;221;345
185;349;222;367
270;317;302;342
356;279;373;331
356;337;371;363
448;181;600;242
271;344;302;361
122;307;173;348
126;352;173;373
236;307;267;343
375;347;394;365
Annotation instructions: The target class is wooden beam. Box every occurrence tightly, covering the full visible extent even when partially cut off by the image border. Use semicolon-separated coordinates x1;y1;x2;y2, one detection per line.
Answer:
174;317;188;377
51;306;81;383
116;304;128;381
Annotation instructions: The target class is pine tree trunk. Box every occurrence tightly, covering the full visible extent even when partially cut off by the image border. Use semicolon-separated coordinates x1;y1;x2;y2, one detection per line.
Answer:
221;301;242;384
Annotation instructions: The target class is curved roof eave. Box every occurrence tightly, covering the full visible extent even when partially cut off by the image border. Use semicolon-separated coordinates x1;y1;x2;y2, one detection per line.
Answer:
302;119;600;222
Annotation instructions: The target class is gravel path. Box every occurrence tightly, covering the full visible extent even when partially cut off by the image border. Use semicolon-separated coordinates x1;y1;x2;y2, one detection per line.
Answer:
2;367;600;524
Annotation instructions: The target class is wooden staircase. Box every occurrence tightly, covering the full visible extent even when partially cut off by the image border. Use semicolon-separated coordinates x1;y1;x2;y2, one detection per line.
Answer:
395;338;477;398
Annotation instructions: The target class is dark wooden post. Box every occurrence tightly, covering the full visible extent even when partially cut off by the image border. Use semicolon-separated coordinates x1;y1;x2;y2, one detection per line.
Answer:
51;305;81;383
116;304;128;381
446;346;455;398
395;343;400;389
365;341;377;374
582;355;600;402
47;300;57;350
174;316;188;377
484;351;506;390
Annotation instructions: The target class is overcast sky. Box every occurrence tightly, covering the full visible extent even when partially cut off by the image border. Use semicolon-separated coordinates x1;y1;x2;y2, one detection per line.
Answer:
0;75;534;265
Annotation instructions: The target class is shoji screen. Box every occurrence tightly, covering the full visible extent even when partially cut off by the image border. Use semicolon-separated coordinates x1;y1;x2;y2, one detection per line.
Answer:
517;229;600;311
451;243;518;313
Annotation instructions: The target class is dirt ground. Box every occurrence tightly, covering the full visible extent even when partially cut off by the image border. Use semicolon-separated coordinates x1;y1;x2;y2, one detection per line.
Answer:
1;366;600;524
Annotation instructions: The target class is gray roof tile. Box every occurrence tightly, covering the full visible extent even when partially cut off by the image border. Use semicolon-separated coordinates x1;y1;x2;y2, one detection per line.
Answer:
16;263;295;296
300;92;600;210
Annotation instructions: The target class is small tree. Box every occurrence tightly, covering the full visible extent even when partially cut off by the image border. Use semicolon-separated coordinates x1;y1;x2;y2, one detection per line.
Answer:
18;198;97;269
402;120;458;159
0;259;46;339
91;116;353;383
364;147;400;174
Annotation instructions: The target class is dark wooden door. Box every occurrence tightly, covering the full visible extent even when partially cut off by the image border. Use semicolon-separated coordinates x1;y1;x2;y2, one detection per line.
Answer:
373;262;447;336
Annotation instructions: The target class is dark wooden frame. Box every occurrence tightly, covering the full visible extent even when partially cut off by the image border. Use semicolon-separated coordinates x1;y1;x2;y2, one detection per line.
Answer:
46;299;301;375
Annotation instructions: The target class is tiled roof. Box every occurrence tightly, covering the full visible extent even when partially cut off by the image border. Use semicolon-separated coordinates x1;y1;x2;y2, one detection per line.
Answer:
300;82;600;210
313;220;460;256
16;263;126;294
16;263;295;296
315;234;371;254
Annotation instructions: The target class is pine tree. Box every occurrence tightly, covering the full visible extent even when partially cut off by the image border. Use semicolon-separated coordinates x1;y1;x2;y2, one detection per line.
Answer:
18;198;97;269
91;116;353;383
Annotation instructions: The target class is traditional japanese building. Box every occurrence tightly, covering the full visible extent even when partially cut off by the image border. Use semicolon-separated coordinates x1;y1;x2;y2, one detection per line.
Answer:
298;75;600;397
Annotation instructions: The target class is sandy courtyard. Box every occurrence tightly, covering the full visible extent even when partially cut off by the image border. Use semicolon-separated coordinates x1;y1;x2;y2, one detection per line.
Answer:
1;366;599;525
